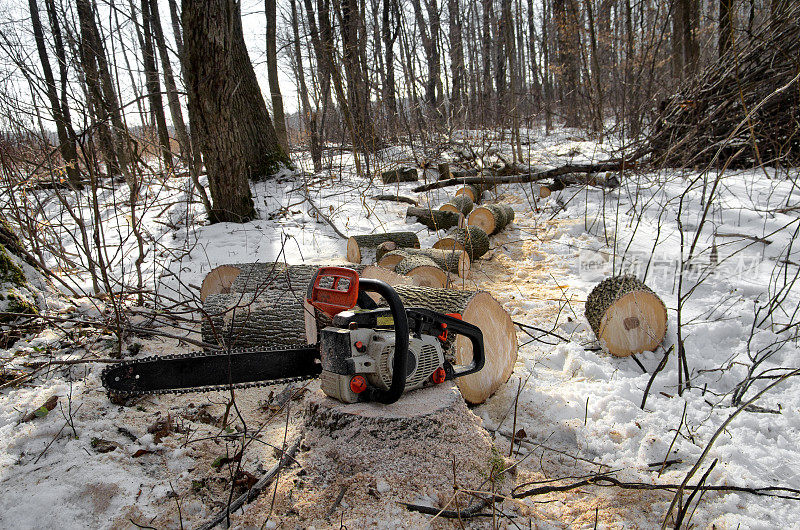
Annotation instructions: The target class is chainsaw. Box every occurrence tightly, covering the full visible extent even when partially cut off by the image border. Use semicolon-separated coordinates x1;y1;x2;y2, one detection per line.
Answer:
102;267;485;404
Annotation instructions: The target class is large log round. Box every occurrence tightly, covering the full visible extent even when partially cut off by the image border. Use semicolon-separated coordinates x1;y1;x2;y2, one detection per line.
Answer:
346;232;420;264
384;285;517;405
455;184;481;203
200;263;414;349
405;206;462;231
393;255;447;287
378;248;470;278
585;275;668;357
467;204;514;235
438;194;473;216
433;226;490;261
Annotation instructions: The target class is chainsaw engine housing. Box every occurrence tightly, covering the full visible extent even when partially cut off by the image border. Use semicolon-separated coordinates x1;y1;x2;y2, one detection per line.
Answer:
319;325;445;403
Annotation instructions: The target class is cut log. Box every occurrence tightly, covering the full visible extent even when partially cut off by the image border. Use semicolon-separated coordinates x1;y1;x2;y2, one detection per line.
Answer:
375;241;398;263
381;286;517;405
200;263;412;301
394;255;448;288
347;232;420;264
201;263;414;349
467;204;515;235
455;185;481;202
585;275;668;357
438;194;473;216
378;248;470;278
433;226;490;261
405;207;462;231
381;167;418;183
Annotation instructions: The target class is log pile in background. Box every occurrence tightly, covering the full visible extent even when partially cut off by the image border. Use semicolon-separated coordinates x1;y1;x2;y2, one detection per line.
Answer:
438;194;473;216
649;4;800;168
405;206;462;231
585;275;668;357
378;248;470;278
433;226;490;261
381;167;418;183
346;232;420;264
467;204;515;235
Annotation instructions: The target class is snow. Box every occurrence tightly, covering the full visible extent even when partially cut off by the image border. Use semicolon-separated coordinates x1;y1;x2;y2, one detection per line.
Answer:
1;127;799;528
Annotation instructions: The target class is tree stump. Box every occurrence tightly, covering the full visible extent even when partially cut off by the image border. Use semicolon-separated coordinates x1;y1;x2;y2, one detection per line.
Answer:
346;232;420;264
438;194;473;216
378;248;470;278
585;275;668;357
405;206;463;231
433;226;490;261
467;204;515;235
381;167;418;183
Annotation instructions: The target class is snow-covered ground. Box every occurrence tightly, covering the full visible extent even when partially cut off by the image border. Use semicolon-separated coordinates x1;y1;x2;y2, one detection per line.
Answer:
1;127;799;528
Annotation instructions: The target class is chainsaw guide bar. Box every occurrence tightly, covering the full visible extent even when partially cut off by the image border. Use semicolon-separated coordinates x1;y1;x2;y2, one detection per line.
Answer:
101;347;321;397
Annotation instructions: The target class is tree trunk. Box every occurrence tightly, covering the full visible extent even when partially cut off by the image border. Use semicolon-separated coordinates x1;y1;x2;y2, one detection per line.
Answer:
382;0;400;133
76;0;136;190
448;0;465;119
29;0;81;186
553;0;581;128
140;0;172;169
290;0;322;171
719;0;733;57
167;0;184;61
266;0;290;153
182;0;288;223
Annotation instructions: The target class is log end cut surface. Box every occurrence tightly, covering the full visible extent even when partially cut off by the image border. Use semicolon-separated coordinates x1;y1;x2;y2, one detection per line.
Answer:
457;291;517;404
598;291;668;357
467;206;496;235
199;265;242;302
346;237;362;263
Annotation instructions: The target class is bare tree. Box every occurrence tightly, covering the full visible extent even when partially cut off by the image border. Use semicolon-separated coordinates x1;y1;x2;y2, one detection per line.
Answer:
28;0;82;186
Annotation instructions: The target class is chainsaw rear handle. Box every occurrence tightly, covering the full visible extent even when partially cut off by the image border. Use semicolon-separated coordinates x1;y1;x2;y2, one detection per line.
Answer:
356;278;409;404
405;308;485;378
434;312;485;378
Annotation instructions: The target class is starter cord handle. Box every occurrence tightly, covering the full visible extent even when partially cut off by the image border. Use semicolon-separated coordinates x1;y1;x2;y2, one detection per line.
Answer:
357;278;409;404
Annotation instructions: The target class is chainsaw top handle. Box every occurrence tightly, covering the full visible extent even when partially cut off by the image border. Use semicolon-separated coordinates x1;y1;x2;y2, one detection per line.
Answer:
308;267;409;404
357;278;409;404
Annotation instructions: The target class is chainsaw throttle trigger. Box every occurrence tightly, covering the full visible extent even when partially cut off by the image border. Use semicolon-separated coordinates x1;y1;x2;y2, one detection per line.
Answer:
308;267;360;317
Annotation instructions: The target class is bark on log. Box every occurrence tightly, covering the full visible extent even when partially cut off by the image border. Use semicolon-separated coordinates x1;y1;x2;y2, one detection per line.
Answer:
585;275;668;357
412;161;627;193
468;204;515;235
381;167;418;183
370;194;418;206
200;262;412;301
201;263;414;349
439;194;474;216
378;248;470;278
394;255;448;288
433;227;490;260
455;184;481;202
381;285;517;404
406;207;463;231
347;232;420;264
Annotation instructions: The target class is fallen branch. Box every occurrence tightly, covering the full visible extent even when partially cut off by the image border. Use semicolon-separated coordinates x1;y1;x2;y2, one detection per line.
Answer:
197;436;301;530
401;496;496;519
512;473;800;501
412;161;627;193
370;194;418;206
